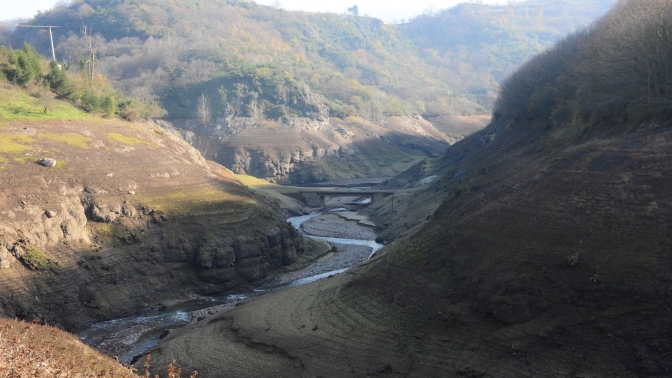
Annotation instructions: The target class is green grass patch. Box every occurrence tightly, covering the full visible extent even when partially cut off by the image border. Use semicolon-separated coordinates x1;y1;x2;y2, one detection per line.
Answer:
106;132;155;147
24;246;49;270
235;174;278;188
38;132;91;149
138;186;257;219
0;85;90;121
0;134;34;154
91;223;132;246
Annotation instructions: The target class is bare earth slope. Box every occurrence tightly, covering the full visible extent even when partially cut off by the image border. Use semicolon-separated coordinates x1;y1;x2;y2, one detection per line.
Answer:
0;119;304;329
166;115;458;184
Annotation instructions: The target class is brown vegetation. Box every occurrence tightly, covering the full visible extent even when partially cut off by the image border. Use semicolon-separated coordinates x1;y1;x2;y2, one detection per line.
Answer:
0;318;137;377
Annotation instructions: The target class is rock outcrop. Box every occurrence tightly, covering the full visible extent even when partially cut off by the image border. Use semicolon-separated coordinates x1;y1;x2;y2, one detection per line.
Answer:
0;120;304;329
164;115;457;184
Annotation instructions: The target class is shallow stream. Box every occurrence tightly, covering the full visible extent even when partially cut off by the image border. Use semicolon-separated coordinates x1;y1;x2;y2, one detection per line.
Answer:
79;209;383;364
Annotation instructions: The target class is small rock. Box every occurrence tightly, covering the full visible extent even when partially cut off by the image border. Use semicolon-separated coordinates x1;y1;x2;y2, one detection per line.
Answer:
0;246;12;269
37;158;57;167
106;173;115;177
128;191;136;195
11;245;25;259
45;210;56;218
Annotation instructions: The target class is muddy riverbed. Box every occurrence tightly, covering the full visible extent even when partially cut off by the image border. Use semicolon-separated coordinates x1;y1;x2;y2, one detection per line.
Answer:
79;208;383;364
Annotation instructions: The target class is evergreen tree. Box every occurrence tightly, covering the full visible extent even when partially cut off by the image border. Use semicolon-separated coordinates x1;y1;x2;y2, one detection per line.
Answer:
101;95;116;116
45;60;68;93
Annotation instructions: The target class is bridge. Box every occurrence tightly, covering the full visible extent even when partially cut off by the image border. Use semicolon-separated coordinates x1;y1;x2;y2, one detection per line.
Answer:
299;189;395;207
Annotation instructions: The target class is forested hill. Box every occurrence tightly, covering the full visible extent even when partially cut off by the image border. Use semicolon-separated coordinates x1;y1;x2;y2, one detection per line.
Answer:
401;0;616;102
7;0;615;120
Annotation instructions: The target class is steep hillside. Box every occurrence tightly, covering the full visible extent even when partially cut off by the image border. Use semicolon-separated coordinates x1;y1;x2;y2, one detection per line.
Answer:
4;0;613;183
0;80;305;330
143;1;672;376
0;317;140;377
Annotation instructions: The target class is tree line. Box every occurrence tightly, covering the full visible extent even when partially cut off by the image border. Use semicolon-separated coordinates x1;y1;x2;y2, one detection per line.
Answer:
0;43;165;120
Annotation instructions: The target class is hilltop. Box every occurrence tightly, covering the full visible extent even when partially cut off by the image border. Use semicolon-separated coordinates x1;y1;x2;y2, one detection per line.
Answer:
143;1;672;376
5;0;614;183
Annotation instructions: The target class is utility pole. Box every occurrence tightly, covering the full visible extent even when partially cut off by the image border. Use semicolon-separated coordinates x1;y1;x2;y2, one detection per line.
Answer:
16;25;61;64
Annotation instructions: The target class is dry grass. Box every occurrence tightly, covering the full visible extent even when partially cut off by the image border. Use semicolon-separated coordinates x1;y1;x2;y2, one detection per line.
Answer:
0;318;200;378
142;355;198;378
234;174;278;188
0;318;138;377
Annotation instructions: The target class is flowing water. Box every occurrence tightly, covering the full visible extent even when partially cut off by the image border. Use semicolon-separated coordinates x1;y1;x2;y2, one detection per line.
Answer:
79;209;383;364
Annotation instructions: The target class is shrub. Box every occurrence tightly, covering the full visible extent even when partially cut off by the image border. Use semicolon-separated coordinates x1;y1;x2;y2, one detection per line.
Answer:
24;246;48;270
81;88;100;112
13;44;44;87
44;60;68;93
102;95;117;116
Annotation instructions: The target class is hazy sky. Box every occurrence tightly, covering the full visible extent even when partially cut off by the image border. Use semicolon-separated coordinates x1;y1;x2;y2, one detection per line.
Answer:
4;0;508;22
255;0;507;22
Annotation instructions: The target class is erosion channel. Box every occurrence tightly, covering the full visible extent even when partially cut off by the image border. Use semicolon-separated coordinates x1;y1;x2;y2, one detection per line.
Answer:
77;193;384;365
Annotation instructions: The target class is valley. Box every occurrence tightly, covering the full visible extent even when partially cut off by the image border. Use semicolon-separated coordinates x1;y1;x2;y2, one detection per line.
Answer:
2;0;671;377
78;188;386;365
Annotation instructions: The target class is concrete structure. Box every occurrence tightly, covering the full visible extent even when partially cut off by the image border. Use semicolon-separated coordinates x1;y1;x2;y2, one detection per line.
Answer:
300;189;395;207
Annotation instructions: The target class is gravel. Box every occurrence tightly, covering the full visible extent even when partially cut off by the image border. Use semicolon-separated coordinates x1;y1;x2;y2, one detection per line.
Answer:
301;213;377;240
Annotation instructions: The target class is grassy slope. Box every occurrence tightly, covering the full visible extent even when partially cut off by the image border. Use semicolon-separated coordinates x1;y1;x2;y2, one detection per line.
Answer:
0;82;90;122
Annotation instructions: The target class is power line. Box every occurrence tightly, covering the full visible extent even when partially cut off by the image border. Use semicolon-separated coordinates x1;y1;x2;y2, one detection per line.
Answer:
16;25;60;62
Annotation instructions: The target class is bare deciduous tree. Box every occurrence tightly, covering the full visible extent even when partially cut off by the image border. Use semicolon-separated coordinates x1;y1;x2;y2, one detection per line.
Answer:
196;93;212;125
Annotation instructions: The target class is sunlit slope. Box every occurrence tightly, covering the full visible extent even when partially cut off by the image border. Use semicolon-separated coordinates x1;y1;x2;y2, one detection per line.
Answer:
0;318;140;377
0;106;303;330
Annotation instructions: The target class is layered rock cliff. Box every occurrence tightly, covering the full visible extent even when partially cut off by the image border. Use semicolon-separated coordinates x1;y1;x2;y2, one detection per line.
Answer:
162;115;459;184
0;119;304;330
